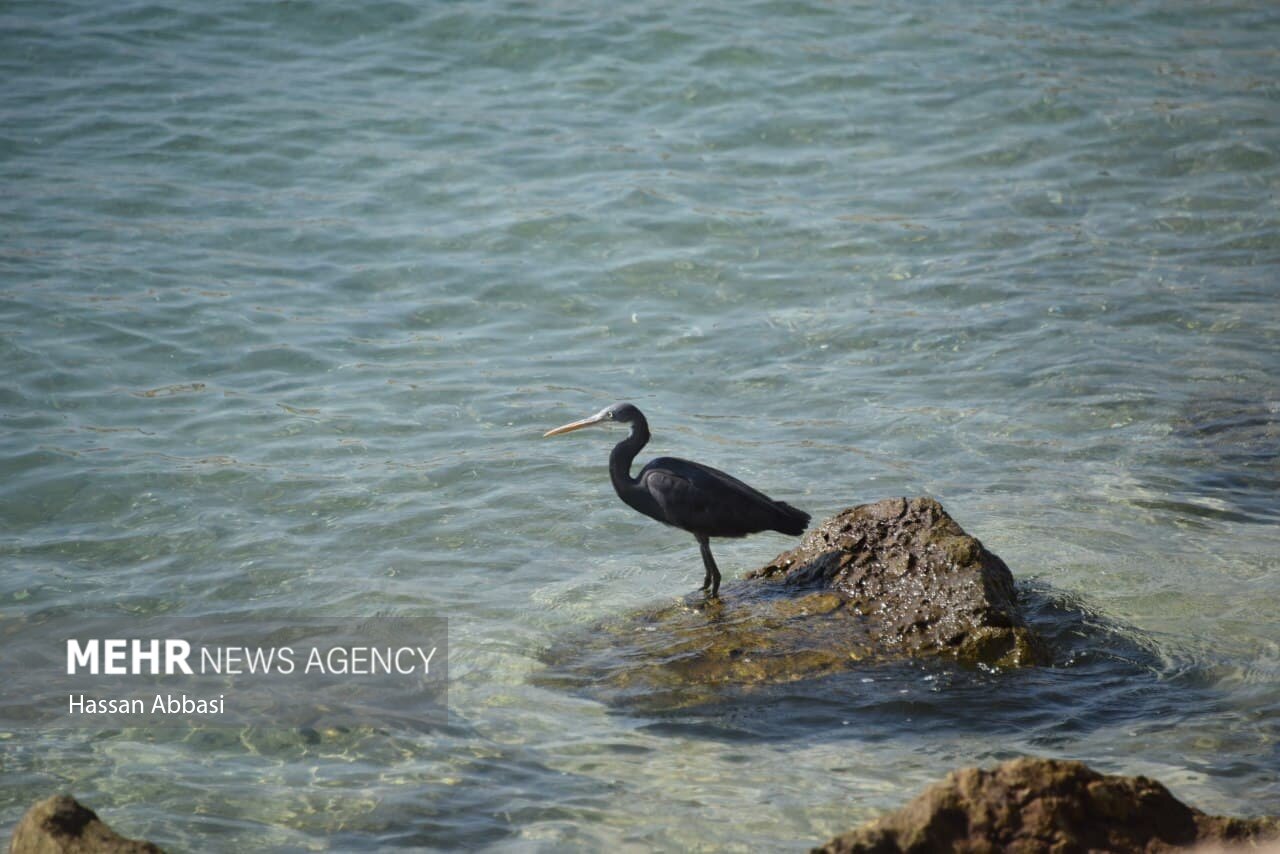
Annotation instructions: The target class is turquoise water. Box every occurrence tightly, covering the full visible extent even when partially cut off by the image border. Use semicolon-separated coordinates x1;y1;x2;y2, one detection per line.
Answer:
3;0;1279;849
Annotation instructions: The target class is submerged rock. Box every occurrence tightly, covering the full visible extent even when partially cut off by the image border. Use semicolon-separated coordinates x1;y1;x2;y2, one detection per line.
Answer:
813;757;1280;853
9;795;164;854
537;497;1046;711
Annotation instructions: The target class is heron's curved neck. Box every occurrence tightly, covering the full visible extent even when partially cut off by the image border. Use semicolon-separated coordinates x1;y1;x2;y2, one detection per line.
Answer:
609;415;650;490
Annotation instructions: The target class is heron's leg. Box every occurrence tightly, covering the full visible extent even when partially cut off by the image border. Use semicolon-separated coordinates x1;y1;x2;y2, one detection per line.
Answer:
696;535;712;590
696;535;721;597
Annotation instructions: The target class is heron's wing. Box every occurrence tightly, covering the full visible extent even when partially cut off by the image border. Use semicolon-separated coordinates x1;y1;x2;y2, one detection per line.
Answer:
640;467;712;530
640;457;791;537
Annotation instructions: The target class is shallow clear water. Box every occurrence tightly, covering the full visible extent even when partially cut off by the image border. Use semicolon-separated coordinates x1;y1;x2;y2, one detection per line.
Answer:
2;0;1278;849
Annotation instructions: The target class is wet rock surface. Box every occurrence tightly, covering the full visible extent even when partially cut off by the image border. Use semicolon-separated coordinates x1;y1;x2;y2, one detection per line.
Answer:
9;795;163;854
748;497;1044;666
537;497;1047;711
813;757;1280;853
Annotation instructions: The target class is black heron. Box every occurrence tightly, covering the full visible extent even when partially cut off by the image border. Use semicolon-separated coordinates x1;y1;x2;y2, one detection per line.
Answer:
543;403;810;597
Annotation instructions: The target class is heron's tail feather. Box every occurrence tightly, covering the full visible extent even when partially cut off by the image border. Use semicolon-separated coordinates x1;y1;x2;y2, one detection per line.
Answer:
773;502;810;536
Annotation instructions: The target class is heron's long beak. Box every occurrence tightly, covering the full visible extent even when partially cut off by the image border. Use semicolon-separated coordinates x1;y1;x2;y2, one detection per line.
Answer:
543;412;608;437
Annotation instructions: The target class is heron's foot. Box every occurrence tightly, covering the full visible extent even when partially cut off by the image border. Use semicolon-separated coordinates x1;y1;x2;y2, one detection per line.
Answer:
690;589;723;613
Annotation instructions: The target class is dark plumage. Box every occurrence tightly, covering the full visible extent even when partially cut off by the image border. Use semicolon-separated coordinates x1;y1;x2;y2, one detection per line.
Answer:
544;402;810;597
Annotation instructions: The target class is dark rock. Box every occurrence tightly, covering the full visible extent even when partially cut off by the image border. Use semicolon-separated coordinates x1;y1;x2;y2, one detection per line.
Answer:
537;497;1046;711
813;757;1280;853
748;497;1044;667
9;795;163;854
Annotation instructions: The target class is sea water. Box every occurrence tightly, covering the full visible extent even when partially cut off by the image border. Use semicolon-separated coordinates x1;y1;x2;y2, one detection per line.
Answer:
2;0;1278;849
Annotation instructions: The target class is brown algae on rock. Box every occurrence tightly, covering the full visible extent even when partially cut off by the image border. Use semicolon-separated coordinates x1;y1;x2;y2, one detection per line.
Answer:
813;757;1280;853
